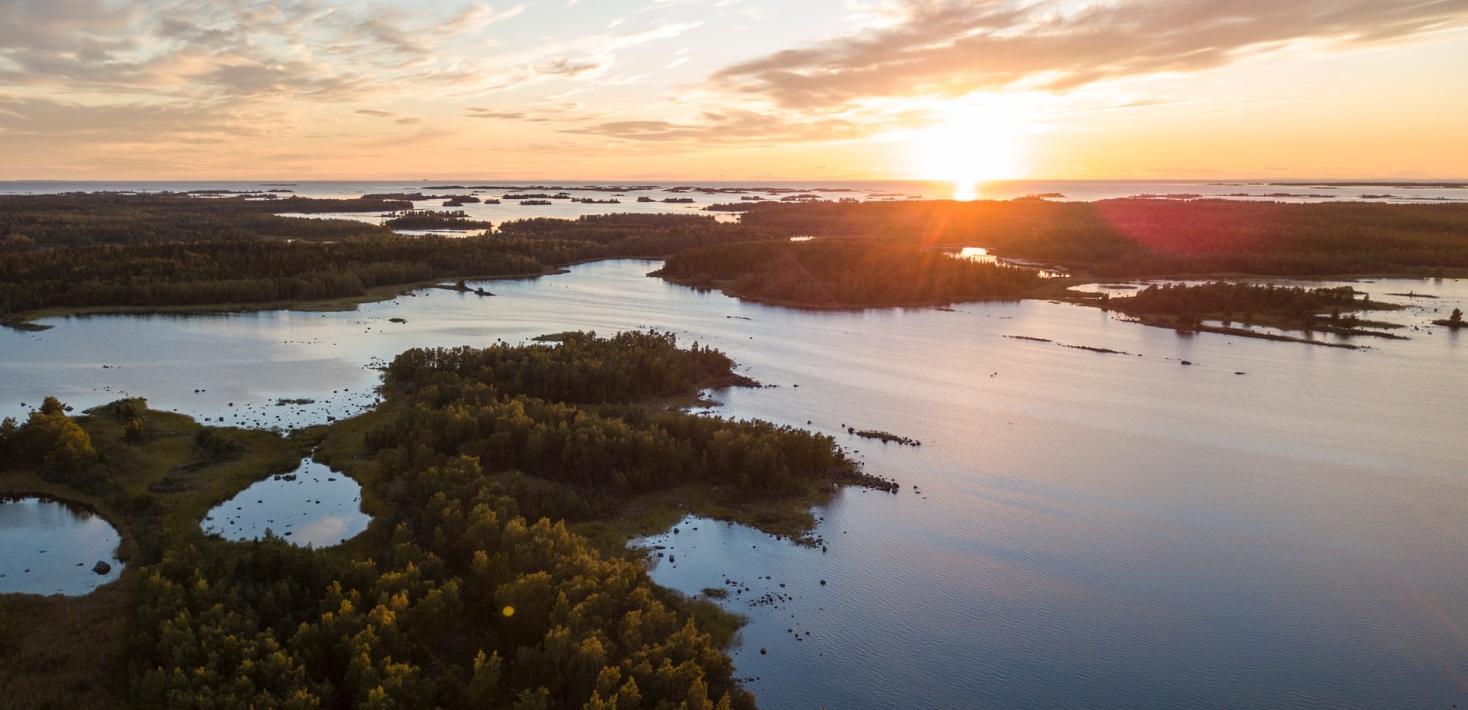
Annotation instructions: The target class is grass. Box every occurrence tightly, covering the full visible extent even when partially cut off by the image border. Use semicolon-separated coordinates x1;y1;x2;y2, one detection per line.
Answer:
0;583;129;710
0;399;310;710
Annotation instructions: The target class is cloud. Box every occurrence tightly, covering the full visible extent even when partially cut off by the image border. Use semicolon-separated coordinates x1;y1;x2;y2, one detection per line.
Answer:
476;22;702;92
0;94;268;142
711;0;1468;109
563;108;898;144
0;0;528;102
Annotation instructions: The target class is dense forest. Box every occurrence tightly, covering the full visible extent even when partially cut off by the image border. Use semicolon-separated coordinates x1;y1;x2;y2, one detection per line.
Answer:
371;332;863;521
0;193;408;246
384;210;494;230
724;199;1468;277
1103;282;1378;330
0;212;780;321
653;240;1044;307
2;333;881;709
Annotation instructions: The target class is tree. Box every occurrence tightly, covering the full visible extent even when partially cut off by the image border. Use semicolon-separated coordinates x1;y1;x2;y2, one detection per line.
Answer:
1451;308;1463;325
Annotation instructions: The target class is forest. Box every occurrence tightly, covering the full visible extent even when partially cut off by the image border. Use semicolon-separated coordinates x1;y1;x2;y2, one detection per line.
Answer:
1101;281;1386;331
0;212;781;322
723;199;1468;277
653;239;1044;307
0;332;882;710
384;210;494;230
0;193;409;246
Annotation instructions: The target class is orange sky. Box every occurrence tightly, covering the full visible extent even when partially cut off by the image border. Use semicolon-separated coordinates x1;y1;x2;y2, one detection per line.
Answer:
2;0;1466;180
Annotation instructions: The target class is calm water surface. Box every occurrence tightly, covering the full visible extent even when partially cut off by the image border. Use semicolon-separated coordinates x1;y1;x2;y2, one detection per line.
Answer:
0;497;125;595
2;260;1465;708
202;457;370;548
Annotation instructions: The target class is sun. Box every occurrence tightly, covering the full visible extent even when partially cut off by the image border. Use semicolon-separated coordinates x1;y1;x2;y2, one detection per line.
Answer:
910;109;1028;200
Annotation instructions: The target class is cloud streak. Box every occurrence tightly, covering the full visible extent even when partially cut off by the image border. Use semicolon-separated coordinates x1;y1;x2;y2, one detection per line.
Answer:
711;0;1468;109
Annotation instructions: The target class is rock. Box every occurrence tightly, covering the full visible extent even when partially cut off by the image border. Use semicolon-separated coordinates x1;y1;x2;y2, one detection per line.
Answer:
91;561;112;575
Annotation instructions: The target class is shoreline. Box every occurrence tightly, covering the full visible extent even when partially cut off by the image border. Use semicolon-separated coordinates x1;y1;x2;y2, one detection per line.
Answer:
4;252;1457;345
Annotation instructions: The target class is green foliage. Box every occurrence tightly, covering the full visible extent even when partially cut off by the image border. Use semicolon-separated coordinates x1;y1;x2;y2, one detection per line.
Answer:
374;332;848;507
195;427;242;457
127;462;757;710
0;237;542;316
119;333;851;709
386;330;748;404
1110;282;1364;326
1;398;100;484
0;211;780;317
731;199;1468;277
384;210;493;230
656;239;1043;307
0;193;405;247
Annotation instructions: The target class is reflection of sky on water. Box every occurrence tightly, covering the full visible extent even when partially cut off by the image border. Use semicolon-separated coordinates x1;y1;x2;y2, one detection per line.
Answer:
1;259;1466;708
202;458;369;548
0;498;124;595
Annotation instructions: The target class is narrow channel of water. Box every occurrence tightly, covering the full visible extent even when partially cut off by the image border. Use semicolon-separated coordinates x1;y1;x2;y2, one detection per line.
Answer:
0;497;124;595
201;457;370;548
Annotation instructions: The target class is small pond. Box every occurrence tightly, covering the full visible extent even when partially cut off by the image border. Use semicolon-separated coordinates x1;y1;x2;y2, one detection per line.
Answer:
202;457;370;547
0;497;125;596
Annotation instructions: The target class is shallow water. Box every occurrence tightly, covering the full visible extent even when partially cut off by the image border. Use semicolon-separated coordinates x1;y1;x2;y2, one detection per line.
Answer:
0;497;125;595
202;457;370;548
1;260;1466;708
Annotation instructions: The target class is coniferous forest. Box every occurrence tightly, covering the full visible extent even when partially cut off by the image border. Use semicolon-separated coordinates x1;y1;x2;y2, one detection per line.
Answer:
1;333;884;710
721;199;1468;277
653;240;1044;307
0;199;780;322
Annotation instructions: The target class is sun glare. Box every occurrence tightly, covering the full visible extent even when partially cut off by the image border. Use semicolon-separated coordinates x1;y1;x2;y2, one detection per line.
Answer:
911;110;1028;200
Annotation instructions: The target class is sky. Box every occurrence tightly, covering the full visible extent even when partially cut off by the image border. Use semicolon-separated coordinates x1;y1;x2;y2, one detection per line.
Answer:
2;0;1467;181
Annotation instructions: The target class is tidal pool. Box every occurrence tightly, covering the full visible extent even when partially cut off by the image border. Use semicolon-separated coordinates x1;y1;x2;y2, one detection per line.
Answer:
0;497;125;595
202;457;370;548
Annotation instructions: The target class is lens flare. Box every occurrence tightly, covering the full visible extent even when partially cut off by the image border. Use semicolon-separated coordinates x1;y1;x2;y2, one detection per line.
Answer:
910;106;1029;200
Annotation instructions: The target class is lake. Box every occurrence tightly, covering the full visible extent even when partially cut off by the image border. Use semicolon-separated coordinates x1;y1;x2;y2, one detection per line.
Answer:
0;497;125;596
1;260;1465;708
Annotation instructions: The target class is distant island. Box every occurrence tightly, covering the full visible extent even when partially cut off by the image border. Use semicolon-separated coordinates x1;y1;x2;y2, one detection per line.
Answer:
5;193;1468;336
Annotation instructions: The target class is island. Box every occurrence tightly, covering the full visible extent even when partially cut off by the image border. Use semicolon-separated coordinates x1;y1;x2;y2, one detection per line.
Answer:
0;332;893;709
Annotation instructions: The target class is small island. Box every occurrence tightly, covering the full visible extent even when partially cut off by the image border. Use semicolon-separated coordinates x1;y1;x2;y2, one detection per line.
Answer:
1084;281;1408;343
653;239;1044;308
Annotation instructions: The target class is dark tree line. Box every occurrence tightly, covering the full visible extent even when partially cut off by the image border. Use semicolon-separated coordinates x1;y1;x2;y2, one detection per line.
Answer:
0;214;783;318
385;331;751;404
375;331;848;516
654;240;1043;307
726;199;1468;277
384;210;494;230
0;193;408;247
1110;282;1362;321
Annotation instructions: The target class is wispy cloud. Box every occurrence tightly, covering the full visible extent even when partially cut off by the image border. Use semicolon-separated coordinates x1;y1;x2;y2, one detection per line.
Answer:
710;0;1468;109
